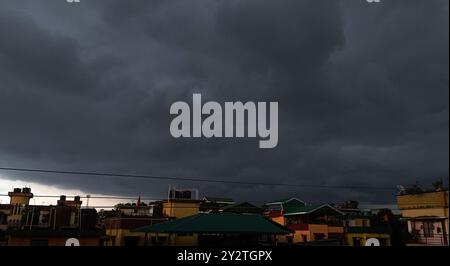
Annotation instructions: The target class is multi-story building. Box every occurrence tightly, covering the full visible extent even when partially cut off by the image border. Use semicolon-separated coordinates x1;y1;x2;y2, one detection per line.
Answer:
0;188;105;246
103;200;169;246
342;211;391;246
6;187;33;227
337;201;391;246
265;198;345;244
104;187;201;246
397;188;449;246
345;226;391;246
162;187;202;219
104;215;169;246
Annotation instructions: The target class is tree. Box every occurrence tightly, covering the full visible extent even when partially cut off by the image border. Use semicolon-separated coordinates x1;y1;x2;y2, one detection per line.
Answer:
432;179;445;191
338;200;359;209
405;183;423;194
374;209;406;246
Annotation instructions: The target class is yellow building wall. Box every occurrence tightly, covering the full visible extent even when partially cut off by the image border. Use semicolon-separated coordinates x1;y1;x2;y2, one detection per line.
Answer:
346;233;391;246
105;228;148;246
401;208;448;218
169;234;198;246
397;190;449;237
292;230;310;243
309;224;329;239
105;228;198;246
397;191;449;218
328;226;344;234
9;196;32;205
163;201;200;218
351;218;371;227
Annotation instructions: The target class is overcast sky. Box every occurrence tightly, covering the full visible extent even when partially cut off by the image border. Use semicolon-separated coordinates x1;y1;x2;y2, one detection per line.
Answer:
0;0;448;206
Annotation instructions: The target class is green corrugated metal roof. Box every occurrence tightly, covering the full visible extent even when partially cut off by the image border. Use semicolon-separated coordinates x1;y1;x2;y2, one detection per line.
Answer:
133;213;291;234
281;199;306;213
220;202;263;213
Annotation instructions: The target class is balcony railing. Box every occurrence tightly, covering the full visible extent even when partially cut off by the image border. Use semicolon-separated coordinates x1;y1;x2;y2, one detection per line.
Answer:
409;233;449;246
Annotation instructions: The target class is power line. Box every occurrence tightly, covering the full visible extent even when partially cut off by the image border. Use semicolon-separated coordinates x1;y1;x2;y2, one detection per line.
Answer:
13;205;410;211
0;194;159;200
0;193;436;207
0;166;397;191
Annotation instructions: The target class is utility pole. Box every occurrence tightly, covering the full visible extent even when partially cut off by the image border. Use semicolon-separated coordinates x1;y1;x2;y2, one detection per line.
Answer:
29;207;35;230
86;195;91;208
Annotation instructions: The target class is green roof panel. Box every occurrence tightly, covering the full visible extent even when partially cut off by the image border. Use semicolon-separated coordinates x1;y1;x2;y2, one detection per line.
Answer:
133;213;291;235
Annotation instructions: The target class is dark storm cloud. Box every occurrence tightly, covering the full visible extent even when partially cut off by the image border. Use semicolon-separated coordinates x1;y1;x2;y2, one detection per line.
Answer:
0;22;91;94
0;0;448;204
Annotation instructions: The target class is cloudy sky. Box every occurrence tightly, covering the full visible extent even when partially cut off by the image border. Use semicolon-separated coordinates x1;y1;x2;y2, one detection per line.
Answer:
0;0;448;207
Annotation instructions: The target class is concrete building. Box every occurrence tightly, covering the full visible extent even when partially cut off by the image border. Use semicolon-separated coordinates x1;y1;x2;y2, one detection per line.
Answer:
265;198;345;244
0;188;105;246
397;189;449;246
104;216;169;246
7;187;33;227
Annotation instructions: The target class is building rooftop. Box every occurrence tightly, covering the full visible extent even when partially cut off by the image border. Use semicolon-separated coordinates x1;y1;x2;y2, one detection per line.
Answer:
202;197;235;203
283;204;344;216
397;188;449;196
220;202;263;214
266;197;305;205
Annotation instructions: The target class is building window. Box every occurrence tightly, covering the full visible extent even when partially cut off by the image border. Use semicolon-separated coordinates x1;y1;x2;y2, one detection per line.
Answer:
301;235;307;242
423;221;434;237
286;236;293;244
352;237;361;246
313;233;325;240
